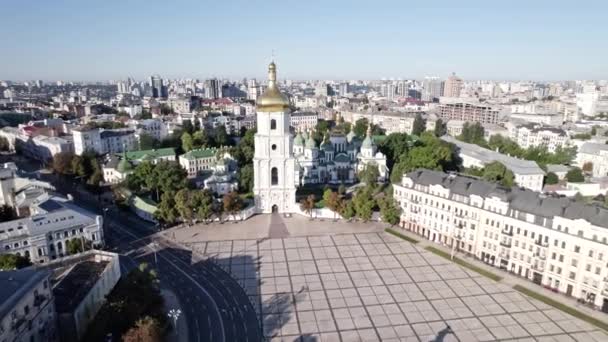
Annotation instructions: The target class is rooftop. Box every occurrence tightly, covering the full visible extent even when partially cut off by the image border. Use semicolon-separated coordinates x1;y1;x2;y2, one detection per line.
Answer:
180;148;217;160
0;268;50;319
53;260;109;313
121;148;175;160
442;136;544;176
406;169;608;229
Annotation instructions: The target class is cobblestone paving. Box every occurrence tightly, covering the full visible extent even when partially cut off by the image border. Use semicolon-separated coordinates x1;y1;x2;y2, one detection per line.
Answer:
190;232;608;342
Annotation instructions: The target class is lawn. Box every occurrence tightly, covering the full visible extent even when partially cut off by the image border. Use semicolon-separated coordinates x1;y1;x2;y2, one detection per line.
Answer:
513;284;608;332
424;246;503;282
384;228;419;244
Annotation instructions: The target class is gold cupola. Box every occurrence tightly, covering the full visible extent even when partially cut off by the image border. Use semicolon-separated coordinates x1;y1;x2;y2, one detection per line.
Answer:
257;61;291;112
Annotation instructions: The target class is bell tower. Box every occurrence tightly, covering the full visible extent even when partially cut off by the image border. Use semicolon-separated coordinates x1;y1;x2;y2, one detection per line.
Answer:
253;62;296;213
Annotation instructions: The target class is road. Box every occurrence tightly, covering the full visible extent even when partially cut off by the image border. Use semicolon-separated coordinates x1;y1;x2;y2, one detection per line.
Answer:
47;173;262;342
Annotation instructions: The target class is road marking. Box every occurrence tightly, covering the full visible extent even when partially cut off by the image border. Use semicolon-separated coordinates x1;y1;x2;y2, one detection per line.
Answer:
110;223;226;342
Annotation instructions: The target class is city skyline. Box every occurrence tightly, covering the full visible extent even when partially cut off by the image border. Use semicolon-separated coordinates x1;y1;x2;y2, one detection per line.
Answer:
1;0;607;81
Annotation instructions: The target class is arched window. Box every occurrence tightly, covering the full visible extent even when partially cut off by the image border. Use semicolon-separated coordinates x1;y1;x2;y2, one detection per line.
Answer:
270;119;277;130
271;167;278;185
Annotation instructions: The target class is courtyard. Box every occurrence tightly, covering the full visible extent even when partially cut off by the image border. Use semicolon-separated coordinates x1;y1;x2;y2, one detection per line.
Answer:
183;225;608;342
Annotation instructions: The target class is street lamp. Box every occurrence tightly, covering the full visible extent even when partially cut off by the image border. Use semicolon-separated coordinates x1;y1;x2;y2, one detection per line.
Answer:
168;308;181;332
150;242;159;266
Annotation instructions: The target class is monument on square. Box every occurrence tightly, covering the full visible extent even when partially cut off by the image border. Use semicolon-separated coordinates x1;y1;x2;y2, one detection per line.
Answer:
253;61;297;214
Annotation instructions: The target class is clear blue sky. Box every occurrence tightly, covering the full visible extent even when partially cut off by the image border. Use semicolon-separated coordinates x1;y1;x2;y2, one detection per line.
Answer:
1;0;606;81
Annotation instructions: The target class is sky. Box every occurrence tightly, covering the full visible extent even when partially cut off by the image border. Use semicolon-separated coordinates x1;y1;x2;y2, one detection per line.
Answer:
1;0;607;82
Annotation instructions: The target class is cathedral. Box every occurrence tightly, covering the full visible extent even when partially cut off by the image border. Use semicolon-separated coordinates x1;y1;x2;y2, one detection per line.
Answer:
253;62;387;214
293;127;387;185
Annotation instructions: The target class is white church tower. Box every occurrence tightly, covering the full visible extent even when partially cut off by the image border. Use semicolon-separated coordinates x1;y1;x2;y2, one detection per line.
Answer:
253;62;297;213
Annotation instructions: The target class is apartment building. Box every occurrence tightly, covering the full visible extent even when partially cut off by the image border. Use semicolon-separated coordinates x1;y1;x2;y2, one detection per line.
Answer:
438;102;500;124
290;111;318;131
394;169;608;310
507;123;570;153
0;126;73;163
178;148;219;178
73;127;137;155
576;142;608;177
340;111;418;134
0;194;104;264
0;269;57;342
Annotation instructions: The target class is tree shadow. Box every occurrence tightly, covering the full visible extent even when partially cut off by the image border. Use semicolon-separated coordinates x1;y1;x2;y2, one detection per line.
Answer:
431;325;454;342
133;240;312;342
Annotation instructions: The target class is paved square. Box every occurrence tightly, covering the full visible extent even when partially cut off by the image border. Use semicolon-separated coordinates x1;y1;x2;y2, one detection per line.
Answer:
190;232;608;342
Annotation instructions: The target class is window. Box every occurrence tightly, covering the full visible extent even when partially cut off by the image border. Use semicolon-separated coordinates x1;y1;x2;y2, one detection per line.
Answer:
271;144;277;151
271;167;278;186
270;119;277;130
574;245;581;253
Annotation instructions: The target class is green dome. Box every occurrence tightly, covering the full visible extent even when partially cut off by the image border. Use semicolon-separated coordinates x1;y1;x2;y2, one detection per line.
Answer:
294;132;304;146
117;158;134;173
302;130;309;140
305;136;317;149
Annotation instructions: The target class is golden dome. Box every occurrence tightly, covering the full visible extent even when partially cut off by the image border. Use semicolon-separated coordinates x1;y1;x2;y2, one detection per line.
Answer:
257;62;291;112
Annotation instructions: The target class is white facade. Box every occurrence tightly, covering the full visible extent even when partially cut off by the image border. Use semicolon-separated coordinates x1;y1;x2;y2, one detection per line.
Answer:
253;63;297;214
73;128;137;156
507;123;570;153
0;269;56;342
576;142;608;177
340;111;418;135
394;169;608;309
0;195;104;264
290;112;318;131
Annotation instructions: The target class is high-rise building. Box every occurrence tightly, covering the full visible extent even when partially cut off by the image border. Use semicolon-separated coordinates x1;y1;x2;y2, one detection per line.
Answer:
149;75;166;98
381;82;396;101
443;72;463;97
205;78;222;99
339;82;349;96
247;79;259;100
422;77;443;102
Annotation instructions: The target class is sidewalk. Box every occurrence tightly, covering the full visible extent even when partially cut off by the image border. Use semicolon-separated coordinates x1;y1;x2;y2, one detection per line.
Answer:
162;288;189;342
392;226;608;327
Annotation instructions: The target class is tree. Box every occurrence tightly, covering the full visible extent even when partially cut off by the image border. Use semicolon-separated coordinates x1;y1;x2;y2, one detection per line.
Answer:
314;120;331;143
181;132;194;152
52;152;75;175
338;184;346;196
379;133;410;170
214;125;230;146
353;186;375;221
223;191;244;220
175;189;194;223
358;163;380;186
155;191;179;224
160;104;173;115
0;254;32;270
323;189;341;219
545;172;559;185
582;161;593;173
353;118;369;138
66;237;92;255
0;136;10;151
0;204;16;223
182;119;194;134
340;200;355;220
139;133;159;150
213;199;225;222
566;167;585;183
434;119;447;137
191;190;214;223
122;316;163;342
193;130;210;148
412;113;426;136
299;194;315;219
237;164;254;193
459;122;486;145
378;197;400;226
482;161;515;187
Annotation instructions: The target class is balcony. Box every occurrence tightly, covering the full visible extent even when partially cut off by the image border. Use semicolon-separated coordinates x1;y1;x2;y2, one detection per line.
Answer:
500;240;512;248
499;252;510;260
34;294;46;307
534;253;546;260
532;264;544;271
501;229;513;236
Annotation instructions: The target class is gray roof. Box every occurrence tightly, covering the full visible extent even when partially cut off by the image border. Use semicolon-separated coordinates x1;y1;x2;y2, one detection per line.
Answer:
546;164;570;173
406;169;608;229
0;268;50;319
442;136;544;176
579;142;608;155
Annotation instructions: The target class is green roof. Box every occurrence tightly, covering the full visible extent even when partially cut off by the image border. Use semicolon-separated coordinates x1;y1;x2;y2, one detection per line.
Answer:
334;153;350;163
131;196;158;214
180;148;217;160
121;148;175;161
117;158;134;173
372;135;387;143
